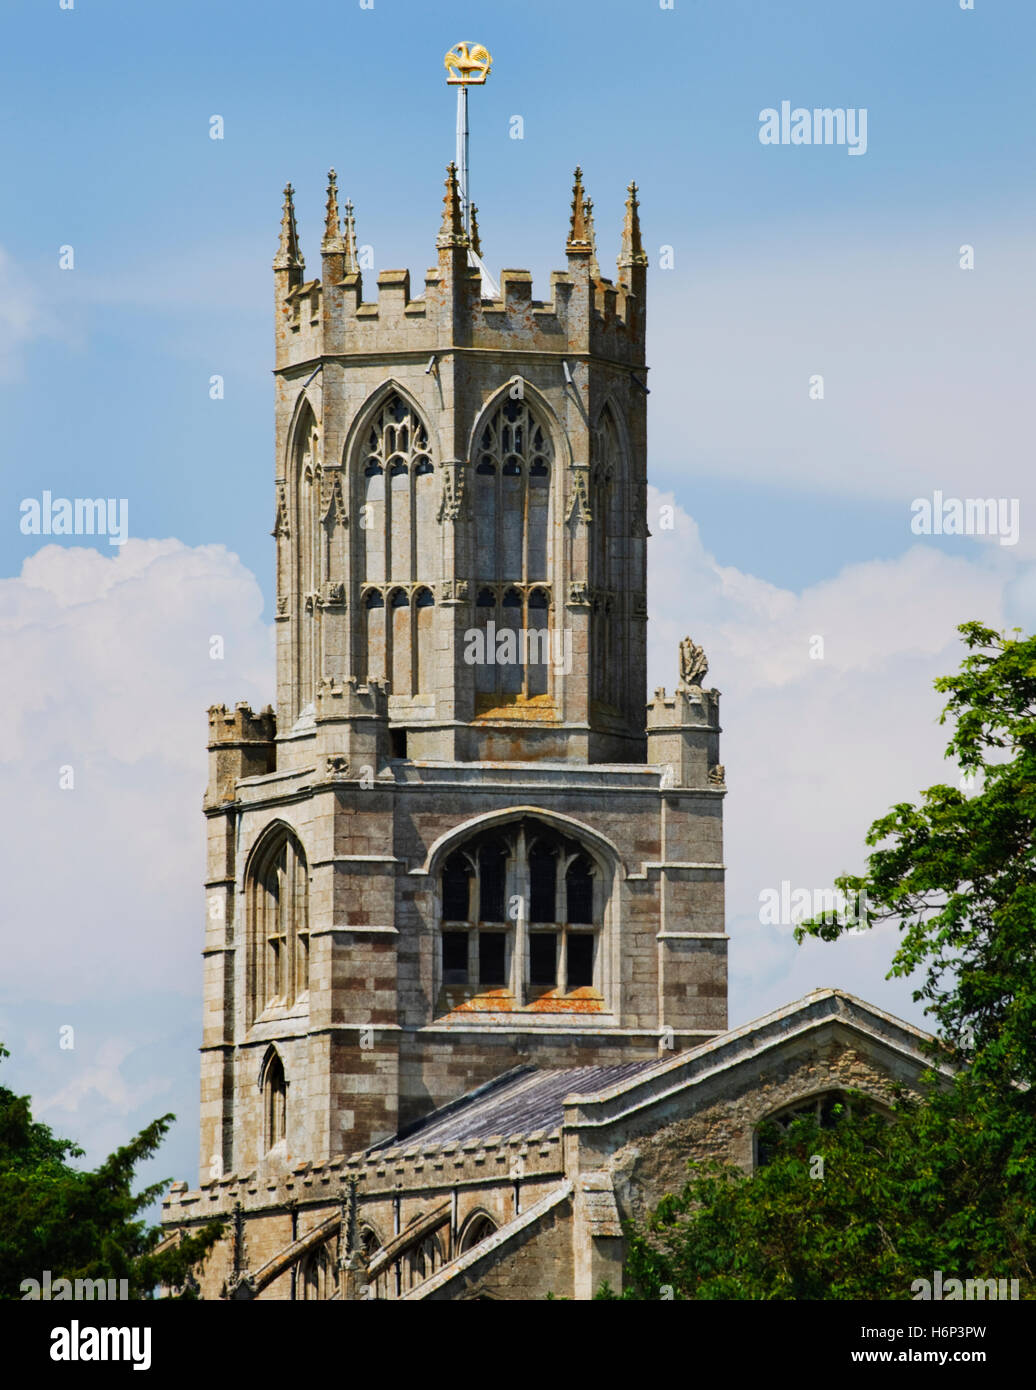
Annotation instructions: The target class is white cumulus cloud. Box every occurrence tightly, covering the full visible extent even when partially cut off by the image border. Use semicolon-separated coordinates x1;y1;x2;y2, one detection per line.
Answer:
0;539;273;1001
647;486;1008;1027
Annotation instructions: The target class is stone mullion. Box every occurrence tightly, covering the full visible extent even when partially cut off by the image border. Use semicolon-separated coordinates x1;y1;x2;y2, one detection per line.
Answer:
555;851;567;995
495;469;503;584
348;449;364;682
467;925;478;988
409;465;417;586
276;858;289;1002
286;850;296;1005
592;867;605;1000
310;448;321;701
511;827;528;1005
462;855;479;993
410;585;420;699
521;587;530;699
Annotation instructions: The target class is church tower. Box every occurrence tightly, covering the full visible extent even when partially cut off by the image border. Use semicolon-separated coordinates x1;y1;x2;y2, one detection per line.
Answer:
198;153;727;1184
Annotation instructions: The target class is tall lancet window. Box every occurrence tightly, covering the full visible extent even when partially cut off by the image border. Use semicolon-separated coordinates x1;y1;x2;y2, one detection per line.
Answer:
263;1051;287;1153
472;398;554;706
590;408;627;713
358;391;436;690
293;412;321;715
249;828;310;1021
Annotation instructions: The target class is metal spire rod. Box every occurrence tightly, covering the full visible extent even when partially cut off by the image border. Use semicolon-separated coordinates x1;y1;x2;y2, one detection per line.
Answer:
456;83;469;234
443;42;498;297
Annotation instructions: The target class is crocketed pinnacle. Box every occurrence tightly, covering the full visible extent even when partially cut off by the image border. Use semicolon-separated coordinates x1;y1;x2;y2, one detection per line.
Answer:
469;203;482;258
618;180;649;269
343;199;359;275
584;196;600;279
436;162;468;250
566;167;591;253
273;183;303;271
322;169;345;252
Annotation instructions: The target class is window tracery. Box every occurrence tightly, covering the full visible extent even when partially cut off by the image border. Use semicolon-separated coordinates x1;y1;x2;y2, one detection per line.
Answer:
437;817;606;1014
249;828;309;1019
359;392;437;692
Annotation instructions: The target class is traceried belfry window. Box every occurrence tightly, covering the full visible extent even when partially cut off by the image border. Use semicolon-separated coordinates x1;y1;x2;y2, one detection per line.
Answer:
473;399;553;706
359;391;437;695
436;817;605;1016
249;828;310;1019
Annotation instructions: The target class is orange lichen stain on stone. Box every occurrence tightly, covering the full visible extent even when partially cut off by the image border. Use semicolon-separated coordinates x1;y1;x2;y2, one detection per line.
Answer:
447;988;515;1014
441;987;604;1017
472;694;558;724
529;988;604;1014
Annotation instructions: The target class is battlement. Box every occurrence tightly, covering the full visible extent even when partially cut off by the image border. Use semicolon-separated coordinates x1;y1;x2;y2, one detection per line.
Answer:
315;676;389;722
162;1130;564;1221
646;685;722;730
645;670;723;790
274;167;647;371
207;702;277;747
206;703;277;806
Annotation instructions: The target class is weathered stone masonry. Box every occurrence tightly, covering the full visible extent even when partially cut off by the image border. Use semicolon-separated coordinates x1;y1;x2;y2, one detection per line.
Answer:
163;160;941;1300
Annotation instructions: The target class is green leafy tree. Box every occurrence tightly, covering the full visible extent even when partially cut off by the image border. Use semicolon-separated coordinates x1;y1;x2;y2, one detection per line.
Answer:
0;1044;222;1299
603;1079;1035;1299
798;621;1036;1090
607;624;1036;1298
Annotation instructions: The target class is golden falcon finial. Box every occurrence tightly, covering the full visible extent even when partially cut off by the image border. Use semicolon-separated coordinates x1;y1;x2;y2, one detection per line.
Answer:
444;41;492;85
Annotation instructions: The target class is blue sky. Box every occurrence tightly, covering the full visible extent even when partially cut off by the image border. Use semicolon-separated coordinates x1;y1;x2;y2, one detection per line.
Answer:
2;0;1034;1203
5;0;1034;592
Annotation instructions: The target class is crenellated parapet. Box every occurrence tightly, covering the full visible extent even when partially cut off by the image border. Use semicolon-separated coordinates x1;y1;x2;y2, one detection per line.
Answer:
313;675;390;773
274;167;646;372
163;1130;565;1223
208;701;277;745
646;684;721;731
646;642;723;790
206;702;277;806
314;675;389;722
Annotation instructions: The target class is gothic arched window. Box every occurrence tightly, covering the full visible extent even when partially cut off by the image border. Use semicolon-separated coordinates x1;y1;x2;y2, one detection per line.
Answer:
356;391;437;693
300;1243;336;1299
249;828;310;1019
358;391;435;590
360;1225;382;1260
754;1090;868;1169
458;1212;498;1253
471;398;554;707
406;1233;443;1292
435;817;607;1015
